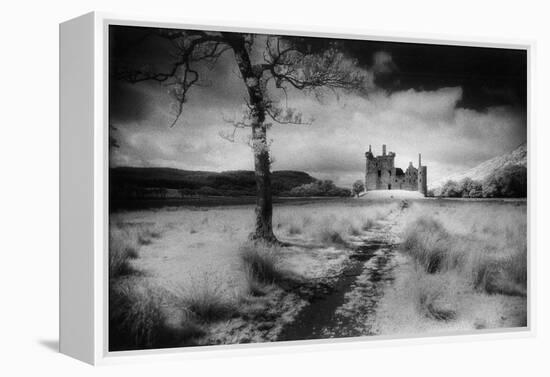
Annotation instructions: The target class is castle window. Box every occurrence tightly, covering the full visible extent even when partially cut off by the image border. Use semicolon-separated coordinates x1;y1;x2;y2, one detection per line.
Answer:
378;170;381;178
388;170;391;176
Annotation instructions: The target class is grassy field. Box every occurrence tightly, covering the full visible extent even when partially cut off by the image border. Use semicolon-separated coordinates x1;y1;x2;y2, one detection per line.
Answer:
108;197;527;350
373;199;527;335
108;199;396;350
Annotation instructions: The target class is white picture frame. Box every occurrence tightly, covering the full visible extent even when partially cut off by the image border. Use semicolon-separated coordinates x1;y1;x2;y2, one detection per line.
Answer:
59;11;535;365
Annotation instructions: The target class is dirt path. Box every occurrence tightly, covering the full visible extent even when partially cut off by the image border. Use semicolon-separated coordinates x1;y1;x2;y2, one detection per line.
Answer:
277;206;404;341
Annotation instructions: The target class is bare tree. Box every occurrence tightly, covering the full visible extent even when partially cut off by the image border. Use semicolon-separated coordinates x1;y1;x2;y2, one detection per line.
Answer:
114;30;367;243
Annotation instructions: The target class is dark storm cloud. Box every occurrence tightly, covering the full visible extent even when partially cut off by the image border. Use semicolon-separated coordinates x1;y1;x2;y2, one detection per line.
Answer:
334;39;527;111
109;26;248;125
109;26;527;186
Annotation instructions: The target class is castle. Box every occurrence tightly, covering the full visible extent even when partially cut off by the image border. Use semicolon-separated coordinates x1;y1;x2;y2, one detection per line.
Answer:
365;144;427;196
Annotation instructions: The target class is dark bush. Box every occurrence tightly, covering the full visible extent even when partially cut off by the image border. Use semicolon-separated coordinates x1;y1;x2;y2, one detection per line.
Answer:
482;165;527;198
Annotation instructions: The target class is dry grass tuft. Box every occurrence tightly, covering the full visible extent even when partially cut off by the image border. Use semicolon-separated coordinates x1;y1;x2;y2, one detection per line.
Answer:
470;248;527;296
181;275;238;322
362;217;376;231
401;209;527;297
402;269;463;322
109;230;139;279
417;284;457;321
109;280;205;351
401;217;452;273
316;221;348;245
137;226;163;245
109;222;166;278
240;241;284;285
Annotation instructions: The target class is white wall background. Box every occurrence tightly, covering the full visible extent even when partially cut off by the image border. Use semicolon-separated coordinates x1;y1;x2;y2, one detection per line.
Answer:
0;0;548;375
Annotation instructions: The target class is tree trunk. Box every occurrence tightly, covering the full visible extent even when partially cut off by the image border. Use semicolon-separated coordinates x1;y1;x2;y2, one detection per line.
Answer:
223;33;278;243
250;122;277;242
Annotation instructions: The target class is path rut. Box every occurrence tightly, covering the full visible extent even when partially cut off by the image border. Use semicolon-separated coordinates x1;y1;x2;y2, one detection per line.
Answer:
277;209;401;341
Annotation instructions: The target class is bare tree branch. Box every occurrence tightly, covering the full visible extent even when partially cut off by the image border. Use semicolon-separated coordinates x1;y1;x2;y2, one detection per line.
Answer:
261;37;367;96
219;110;253;143
264;105;312;126
114;30;231;127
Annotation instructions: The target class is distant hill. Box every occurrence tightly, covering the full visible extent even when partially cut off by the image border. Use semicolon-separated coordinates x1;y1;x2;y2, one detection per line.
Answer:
110;167;321;198
431;143;526;190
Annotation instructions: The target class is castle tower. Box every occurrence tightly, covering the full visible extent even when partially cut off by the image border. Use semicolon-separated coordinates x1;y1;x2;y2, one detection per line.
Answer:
417;153;427;196
364;145;374;191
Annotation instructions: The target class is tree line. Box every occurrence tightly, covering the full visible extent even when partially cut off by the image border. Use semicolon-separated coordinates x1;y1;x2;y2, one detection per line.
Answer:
432;165;527;198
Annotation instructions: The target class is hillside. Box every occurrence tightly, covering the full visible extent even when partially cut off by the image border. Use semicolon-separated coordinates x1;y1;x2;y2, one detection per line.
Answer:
430;143;527;190
110;167;319;197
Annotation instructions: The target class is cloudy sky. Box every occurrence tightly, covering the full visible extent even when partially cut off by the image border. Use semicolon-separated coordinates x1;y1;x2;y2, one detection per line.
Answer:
109;26;527;187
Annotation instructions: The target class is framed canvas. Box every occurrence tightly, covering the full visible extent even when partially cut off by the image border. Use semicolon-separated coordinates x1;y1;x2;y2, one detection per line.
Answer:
60;12;533;365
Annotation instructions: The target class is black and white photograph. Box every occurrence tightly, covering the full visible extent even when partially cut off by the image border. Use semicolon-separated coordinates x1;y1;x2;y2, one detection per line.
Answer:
108;25;527;351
